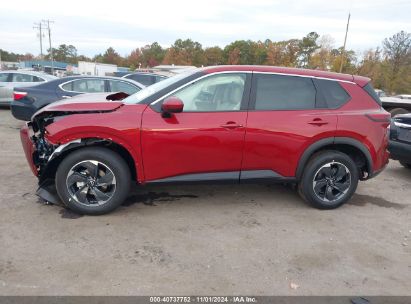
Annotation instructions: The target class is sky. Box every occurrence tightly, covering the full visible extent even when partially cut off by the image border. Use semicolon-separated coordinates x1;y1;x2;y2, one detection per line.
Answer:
1;0;410;57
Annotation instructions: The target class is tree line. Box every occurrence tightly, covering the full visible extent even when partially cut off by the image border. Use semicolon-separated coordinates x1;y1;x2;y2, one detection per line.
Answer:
1;30;410;94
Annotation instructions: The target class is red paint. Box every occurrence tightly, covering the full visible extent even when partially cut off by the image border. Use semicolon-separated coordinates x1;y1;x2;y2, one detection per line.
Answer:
19;65;389;184
161;97;184;113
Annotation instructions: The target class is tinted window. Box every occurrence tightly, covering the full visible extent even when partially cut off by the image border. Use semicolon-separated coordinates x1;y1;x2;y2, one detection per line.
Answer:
125;74;153;86
63;79;105;93
314;79;350;108
12;73;34;82
0;73;9;82
363;83;382;106
108;80;140;95
155;75;167;83
171;73;246;112
254;74;316;110
33;76;45;82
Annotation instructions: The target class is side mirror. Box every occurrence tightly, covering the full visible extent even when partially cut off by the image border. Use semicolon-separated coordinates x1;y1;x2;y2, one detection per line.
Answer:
161;97;184;115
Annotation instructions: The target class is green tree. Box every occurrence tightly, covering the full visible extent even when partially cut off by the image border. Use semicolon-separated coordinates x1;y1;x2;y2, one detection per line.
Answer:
298;32;320;68
46;44;78;64
204;46;223;66
383;31;411;93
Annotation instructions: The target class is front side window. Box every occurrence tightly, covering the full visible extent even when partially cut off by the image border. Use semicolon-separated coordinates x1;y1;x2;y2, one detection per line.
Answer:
108;80;140;95
170;73;246;112
12;73;34;82
254;74;316;110
62;79;105;93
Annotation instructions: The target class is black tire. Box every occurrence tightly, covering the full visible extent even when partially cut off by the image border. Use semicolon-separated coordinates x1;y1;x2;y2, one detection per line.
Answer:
55;147;131;215
390;108;408;117
298;150;359;209
399;161;411;169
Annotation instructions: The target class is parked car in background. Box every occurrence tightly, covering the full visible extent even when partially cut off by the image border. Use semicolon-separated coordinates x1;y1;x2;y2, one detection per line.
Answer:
381;95;411;116
393;94;411;100
19;65;390;215
11;76;144;121
389;113;411;169
375;89;387;98
122;72;169;86
0;70;57;106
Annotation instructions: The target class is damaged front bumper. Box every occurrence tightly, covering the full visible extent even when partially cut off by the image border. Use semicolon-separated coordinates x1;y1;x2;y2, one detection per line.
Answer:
20;122;56;177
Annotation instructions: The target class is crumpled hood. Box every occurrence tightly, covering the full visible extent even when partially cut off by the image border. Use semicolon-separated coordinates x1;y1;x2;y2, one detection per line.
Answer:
32;93;125;119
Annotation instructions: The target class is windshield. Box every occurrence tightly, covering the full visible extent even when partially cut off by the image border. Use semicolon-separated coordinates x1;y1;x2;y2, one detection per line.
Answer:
123;69;198;104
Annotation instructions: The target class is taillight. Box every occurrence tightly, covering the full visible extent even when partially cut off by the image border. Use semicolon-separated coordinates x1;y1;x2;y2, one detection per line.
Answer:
13;91;27;100
365;113;391;127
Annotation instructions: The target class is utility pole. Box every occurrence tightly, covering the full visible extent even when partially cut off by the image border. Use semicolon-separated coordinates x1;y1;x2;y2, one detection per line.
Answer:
42;19;54;75
339;12;351;73
33;22;44;58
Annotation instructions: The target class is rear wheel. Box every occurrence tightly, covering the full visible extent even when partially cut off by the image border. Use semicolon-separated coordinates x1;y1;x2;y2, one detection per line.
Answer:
55;147;131;215
298;151;359;209
399;161;411;169
390;108;408;117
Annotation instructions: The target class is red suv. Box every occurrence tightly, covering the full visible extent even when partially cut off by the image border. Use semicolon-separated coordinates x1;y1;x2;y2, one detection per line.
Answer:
20;66;390;215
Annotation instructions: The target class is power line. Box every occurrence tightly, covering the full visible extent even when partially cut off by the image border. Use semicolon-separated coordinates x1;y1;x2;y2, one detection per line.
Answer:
42;19;55;74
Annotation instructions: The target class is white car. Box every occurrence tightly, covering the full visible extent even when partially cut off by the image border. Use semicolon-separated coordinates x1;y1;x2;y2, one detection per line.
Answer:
0;70;57;105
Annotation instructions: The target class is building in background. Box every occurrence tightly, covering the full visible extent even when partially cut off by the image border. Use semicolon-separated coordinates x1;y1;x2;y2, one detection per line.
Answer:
18;60;77;75
78;61;117;76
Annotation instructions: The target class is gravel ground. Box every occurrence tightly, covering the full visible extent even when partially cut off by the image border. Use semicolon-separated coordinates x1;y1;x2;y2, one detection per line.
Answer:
0;107;410;296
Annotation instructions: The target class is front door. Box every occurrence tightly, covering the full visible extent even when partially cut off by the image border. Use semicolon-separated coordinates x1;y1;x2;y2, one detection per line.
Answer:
141;73;250;182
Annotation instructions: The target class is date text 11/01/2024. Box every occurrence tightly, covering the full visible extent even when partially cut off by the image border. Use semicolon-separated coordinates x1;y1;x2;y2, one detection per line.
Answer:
149;296;257;303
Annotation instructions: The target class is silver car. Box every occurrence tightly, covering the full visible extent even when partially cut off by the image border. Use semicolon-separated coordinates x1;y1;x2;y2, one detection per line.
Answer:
0;70;57;105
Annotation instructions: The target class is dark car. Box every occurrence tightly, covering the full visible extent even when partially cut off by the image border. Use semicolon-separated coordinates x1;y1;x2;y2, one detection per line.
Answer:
122;72;168;86
11;76;145;121
389;114;411;168
20;65;390;215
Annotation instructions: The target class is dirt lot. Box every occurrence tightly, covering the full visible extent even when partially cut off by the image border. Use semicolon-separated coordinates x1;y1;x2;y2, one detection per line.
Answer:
0;107;410;296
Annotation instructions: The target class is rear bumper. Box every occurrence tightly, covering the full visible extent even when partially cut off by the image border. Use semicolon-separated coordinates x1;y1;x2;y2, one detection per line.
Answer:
11;101;36;121
389;139;411;163
20;124;38;176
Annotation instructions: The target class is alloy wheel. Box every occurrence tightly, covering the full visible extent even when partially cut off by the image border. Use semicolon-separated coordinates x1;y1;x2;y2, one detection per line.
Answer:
66;160;116;206
312;161;351;203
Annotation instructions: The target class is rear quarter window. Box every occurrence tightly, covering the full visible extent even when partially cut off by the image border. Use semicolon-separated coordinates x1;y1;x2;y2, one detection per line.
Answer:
313;78;350;108
363;83;382;106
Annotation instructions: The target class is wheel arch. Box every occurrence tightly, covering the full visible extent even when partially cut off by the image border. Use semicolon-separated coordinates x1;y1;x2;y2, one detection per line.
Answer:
40;138;138;183
296;137;373;181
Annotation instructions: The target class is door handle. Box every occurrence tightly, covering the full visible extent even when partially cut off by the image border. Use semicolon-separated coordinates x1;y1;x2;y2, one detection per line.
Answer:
221;121;243;129
308;118;328;126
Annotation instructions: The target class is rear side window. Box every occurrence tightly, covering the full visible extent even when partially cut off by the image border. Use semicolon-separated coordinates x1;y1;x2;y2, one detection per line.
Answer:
108;80;140;95
125;74;153;86
363;83;382;106
62;79;105;93
254;74;316;110
314;79;350;108
33;76;45;82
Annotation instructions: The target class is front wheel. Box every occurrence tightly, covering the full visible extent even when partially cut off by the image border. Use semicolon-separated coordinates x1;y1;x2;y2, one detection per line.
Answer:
55;147;131;215
298;151;359;209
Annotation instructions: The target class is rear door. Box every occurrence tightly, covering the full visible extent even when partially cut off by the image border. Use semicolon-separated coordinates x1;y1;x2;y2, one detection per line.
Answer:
241;73;338;179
